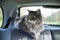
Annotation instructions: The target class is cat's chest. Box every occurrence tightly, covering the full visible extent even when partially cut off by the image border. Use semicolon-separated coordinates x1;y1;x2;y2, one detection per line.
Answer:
26;22;41;30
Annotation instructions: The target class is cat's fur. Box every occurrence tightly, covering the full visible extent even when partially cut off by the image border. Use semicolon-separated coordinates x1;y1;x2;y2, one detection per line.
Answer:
14;9;44;40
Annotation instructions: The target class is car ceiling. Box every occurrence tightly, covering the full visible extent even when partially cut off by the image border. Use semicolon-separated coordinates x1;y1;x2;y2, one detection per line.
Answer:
13;0;60;6
1;0;60;6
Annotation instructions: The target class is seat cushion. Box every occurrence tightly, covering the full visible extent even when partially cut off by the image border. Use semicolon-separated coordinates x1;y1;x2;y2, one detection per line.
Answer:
0;28;11;40
11;28;52;40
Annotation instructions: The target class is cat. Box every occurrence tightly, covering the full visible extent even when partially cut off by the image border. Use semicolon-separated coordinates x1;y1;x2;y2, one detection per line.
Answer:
14;9;44;40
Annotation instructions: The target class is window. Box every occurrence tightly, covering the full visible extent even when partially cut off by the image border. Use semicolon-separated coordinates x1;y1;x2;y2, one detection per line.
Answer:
0;7;3;27
20;6;60;25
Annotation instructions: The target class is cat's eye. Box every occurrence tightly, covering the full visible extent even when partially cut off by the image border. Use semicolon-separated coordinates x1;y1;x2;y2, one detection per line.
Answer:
20;6;60;25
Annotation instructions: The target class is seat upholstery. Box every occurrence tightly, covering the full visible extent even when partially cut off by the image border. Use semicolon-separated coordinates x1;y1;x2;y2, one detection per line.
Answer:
51;30;60;40
0;28;11;40
11;28;52;40
1;27;60;40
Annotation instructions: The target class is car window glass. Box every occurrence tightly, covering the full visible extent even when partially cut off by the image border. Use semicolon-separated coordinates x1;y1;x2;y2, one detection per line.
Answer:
0;7;3;28
20;6;60;25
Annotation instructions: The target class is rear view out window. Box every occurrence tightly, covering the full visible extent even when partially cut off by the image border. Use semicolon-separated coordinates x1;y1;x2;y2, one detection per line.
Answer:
20;6;60;25
0;7;3;27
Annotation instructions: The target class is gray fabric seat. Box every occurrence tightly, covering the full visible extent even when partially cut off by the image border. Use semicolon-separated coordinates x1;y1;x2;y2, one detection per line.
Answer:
0;28;11;40
1;27;60;40
11;28;52;40
0;28;52;40
51;30;60;40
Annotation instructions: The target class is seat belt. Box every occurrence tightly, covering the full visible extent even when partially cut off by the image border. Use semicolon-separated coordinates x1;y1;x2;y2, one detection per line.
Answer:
3;17;13;28
2;7;20;29
50;30;55;40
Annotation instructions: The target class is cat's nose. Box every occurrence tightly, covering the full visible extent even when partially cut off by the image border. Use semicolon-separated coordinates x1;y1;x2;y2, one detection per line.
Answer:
30;18;33;20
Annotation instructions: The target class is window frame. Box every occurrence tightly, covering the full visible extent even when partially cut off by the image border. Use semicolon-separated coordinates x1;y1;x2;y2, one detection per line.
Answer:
19;5;60;26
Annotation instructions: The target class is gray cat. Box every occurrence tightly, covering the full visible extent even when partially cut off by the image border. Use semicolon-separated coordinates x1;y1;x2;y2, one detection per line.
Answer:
14;9;44;40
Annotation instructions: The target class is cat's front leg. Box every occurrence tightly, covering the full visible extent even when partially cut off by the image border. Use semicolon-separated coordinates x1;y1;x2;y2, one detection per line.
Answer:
35;33;40;40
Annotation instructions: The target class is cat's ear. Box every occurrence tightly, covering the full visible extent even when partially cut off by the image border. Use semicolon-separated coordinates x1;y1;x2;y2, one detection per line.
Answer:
27;10;31;15
37;9;41;15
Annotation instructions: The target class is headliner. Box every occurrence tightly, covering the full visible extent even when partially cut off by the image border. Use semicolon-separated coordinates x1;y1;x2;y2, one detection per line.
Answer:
14;0;60;6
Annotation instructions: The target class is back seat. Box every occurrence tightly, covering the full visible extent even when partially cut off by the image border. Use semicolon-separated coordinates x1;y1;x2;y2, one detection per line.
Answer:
11;28;52;40
0;28;11;40
1;25;60;40
0;28;52;40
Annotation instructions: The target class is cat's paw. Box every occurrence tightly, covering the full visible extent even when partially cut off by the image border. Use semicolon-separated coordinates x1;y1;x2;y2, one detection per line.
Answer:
35;36;38;40
35;33;40;40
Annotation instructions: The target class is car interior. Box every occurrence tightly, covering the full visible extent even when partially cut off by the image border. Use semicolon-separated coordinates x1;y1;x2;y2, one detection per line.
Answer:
0;0;60;40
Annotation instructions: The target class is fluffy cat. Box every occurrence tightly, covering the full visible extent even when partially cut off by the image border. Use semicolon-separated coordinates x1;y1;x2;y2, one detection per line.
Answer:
14;9;44;40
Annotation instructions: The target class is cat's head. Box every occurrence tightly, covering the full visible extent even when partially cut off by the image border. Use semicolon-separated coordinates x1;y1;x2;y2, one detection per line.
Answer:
27;9;42;21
